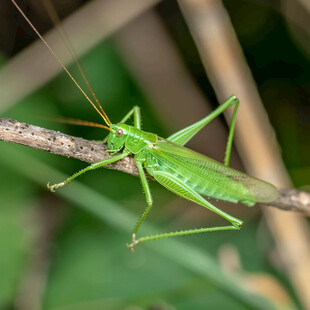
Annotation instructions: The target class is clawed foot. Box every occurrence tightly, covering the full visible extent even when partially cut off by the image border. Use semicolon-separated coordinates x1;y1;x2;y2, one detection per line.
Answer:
126;233;139;252
47;181;65;192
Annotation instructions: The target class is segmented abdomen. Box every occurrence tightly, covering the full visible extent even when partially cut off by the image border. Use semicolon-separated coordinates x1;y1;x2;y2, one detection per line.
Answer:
144;141;278;206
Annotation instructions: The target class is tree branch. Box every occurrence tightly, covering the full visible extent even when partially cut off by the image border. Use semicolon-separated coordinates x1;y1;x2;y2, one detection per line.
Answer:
1;118;309;215
0;118;139;177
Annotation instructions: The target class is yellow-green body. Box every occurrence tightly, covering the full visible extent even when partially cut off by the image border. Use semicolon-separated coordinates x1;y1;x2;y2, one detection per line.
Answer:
48;96;278;250
108;123;277;207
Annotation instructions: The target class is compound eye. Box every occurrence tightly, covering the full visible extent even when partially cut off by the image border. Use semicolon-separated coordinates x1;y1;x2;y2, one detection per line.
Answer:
116;128;124;137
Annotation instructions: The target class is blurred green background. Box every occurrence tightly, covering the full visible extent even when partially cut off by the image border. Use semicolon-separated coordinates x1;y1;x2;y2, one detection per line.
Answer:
0;0;309;309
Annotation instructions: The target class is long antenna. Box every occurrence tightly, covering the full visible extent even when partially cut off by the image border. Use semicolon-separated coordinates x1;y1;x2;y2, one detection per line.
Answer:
10;0;112;128
41;0;111;125
51;116;111;130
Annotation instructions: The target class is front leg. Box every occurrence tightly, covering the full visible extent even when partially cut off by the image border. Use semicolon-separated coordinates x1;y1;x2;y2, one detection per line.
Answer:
47;151;130;192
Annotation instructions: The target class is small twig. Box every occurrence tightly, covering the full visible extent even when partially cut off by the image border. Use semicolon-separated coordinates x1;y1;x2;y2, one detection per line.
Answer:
270;189;310;215
0;118;138;177
1;118;309;214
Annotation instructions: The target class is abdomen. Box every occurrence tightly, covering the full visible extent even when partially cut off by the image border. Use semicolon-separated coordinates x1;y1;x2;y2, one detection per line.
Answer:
144;142;278;206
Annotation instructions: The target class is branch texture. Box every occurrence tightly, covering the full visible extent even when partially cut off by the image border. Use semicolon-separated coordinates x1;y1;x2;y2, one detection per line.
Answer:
0;118;138;177
1;118;309;214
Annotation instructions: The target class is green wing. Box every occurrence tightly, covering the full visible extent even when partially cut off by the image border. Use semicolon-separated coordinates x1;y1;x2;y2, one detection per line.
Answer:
148;139;278;206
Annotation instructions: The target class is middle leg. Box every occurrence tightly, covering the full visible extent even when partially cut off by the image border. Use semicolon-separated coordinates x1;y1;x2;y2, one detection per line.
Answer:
126;160;153;251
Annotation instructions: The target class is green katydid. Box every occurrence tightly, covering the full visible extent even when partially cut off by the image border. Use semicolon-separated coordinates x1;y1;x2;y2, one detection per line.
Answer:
11;0;278;251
